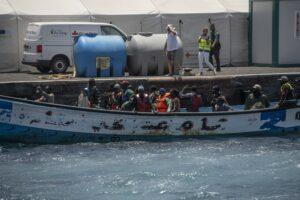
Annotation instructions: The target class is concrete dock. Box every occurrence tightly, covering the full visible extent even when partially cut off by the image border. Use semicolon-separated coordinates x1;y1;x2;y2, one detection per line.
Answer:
0;66;299;82
0;66;299;106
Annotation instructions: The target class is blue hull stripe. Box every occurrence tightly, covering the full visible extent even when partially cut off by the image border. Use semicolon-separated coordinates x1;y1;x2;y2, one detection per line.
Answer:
0;122;299;144
0;100;12;110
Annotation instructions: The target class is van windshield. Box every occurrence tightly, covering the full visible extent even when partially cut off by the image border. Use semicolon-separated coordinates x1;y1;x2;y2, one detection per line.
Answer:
101;26;127;41
26;24;40;39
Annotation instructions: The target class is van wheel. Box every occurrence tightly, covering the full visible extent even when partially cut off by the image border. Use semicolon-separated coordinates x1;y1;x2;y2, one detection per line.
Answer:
51;57;68;74
37;66;51;73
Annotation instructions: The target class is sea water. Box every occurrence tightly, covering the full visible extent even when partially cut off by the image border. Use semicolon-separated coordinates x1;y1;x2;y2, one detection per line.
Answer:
1;136;300;200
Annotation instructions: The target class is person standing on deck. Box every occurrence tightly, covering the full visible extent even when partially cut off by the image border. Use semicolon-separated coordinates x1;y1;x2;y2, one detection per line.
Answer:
164;24;179;76
198;28;216;76
180;85;202;112
209;22;221;72
278;76;296;108
244;84;270;110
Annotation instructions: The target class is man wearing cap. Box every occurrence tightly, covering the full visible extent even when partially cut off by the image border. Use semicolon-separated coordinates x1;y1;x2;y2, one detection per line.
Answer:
164;24;179;76
155;88;172;112
110;83;123;110
198;28;216;76
244;84;270;110
135;85;151;112
278;76;296;108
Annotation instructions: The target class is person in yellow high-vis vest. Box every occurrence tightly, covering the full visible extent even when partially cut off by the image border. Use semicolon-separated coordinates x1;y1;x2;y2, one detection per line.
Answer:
198;28;216;76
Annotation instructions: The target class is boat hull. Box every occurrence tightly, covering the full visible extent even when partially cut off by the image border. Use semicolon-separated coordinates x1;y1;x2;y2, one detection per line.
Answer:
0;95;299;144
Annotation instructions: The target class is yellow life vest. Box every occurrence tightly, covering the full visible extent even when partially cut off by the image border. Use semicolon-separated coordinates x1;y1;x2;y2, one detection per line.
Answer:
198;37;211;52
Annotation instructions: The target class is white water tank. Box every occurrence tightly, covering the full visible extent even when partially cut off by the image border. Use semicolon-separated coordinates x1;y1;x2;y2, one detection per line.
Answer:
126;33;183;76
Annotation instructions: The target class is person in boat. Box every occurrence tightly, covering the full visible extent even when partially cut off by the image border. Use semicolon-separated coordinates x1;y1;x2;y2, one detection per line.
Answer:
155;88;172;113
180;85;202;112
244;84;270;110
110;83;123;110
35;86;55;103
149;86;159;112
135;85;151;112
98;83;114;109
278;76;296;108
120;80;134;103
214;95;233;111
85;78;100;108
234;81;249;105
211;85;230;112
170;89;180;112
121;94;137;111
77;88;89;108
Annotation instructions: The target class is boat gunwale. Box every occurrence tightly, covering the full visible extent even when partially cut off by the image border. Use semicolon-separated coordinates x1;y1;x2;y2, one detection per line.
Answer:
0;94;299;117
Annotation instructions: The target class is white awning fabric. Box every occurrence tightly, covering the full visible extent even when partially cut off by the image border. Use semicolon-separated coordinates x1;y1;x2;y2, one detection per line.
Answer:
7;0;90;16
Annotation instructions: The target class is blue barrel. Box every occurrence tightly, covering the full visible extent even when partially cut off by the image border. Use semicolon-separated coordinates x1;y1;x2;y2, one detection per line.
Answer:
74;34;126;77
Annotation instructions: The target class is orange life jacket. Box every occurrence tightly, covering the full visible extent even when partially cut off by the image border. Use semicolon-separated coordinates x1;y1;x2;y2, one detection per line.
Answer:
136;94;151;112
156;94;169;112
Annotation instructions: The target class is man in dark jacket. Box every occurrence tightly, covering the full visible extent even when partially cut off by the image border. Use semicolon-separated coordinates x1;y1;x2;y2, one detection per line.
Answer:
209;23;221;72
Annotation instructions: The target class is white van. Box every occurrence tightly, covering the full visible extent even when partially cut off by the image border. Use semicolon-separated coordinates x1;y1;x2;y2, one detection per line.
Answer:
22;22;127;73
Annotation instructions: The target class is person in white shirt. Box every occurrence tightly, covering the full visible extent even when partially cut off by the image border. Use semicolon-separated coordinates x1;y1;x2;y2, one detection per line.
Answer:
164;24;179;76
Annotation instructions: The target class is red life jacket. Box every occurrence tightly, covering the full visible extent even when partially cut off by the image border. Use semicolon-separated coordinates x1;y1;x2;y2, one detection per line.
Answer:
156;95;169;112
187;94;202;112
136;94;151;112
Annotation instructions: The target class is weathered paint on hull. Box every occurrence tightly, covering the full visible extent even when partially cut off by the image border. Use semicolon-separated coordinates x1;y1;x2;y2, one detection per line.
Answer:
0;122;299;144
0;95;299;144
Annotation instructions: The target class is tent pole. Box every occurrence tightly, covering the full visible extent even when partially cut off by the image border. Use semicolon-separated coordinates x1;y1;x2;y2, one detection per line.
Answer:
160;16;163;33
16;16;20;72
229;15;232;66
179;19;183;38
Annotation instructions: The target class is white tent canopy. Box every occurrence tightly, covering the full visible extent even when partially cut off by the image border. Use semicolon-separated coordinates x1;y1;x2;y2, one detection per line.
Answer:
152;0;228;14
81;0;158;15
0;0;249;72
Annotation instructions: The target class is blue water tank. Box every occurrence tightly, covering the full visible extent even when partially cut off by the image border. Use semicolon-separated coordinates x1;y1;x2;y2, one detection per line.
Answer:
74;34;126;77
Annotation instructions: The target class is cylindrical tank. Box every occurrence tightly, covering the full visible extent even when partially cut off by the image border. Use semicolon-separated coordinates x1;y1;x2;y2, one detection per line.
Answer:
74;34;126;77
126;32;183;76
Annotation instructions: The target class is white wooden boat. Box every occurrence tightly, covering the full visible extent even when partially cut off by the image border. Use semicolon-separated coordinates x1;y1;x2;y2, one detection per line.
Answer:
0;95;299;144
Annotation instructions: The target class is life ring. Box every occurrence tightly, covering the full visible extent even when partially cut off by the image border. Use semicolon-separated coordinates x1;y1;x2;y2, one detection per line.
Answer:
181;121;193;130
